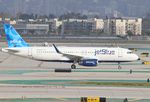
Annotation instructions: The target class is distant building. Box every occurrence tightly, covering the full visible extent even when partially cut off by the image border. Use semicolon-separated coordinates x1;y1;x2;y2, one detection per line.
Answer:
104;17;142;36
14;24;49;35
125;18;142;35
0;17;142;36
5;18;10;21
104;18;126;36
51;18;62;31
16;19;26;24
63;18;104;33
46;18;62;34
63;19;92;32
89;18;104;31
10;20;17;25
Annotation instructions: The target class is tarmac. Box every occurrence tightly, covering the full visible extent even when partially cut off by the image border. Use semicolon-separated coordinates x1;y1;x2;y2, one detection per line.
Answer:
0;42;150;101
0;85;150;99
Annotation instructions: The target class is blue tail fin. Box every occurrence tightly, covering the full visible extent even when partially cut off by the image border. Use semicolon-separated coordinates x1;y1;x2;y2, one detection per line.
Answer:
4;24;29;48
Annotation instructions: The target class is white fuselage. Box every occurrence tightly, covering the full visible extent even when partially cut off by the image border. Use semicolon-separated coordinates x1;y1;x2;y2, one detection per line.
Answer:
2;46;139;63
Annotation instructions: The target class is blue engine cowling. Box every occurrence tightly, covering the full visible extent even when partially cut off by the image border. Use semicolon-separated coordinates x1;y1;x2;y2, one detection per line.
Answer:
78;59;98;67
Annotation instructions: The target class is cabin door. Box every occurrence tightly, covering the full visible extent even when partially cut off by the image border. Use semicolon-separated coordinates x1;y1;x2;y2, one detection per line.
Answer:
118;48;123;57
28;48;32;57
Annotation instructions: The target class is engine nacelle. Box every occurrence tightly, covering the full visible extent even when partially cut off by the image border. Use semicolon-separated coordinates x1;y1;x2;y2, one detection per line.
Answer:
78;59;98;67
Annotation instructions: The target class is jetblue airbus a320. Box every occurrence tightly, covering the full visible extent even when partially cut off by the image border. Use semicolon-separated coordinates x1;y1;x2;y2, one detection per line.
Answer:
2;24;140;69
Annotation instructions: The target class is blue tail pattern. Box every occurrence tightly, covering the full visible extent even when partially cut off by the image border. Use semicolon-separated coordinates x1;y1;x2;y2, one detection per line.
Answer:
4;24;29;48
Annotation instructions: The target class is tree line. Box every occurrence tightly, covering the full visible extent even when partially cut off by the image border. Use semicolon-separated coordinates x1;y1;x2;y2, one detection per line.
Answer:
0;12;91;20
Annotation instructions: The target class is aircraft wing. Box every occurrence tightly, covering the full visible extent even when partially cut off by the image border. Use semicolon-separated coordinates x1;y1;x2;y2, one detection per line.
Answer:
52;44;84;61
61;53;83;61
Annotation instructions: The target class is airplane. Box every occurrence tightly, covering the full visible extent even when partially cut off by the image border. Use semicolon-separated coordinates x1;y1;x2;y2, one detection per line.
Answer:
1;23;140;69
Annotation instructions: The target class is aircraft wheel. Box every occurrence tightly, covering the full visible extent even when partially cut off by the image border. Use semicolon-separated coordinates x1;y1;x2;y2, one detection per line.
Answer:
71;64;76;69
118;65;122;69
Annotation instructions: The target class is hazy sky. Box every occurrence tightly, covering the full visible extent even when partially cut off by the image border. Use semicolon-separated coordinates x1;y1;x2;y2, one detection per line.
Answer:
0;0;149;17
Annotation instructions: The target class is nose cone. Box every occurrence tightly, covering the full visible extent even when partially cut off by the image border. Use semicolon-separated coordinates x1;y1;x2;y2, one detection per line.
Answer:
134;54;140;61
138;57;141;60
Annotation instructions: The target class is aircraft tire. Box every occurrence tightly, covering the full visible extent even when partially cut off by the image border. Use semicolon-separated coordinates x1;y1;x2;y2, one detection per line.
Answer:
118;65;122;69
71;64;76;69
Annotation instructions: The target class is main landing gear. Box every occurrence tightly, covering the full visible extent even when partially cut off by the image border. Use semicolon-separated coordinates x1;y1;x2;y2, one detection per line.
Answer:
118;62;122;69
71;64;76;69
71;60;78;69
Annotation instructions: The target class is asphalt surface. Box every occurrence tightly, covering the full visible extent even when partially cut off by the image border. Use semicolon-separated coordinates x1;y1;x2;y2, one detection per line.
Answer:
0;85;150;99
0;42;150;100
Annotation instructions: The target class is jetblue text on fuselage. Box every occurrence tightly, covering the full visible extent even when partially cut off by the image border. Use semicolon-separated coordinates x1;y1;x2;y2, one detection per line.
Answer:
94;49;115;56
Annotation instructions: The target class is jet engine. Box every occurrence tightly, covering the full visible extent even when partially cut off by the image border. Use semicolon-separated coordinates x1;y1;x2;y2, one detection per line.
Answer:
78;59;98;66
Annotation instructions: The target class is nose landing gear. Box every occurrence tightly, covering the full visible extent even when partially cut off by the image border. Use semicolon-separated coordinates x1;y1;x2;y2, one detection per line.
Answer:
71;64;76;69
118;62;122;69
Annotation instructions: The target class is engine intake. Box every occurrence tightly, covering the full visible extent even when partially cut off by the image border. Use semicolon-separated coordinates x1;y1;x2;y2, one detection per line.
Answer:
78;59;98;66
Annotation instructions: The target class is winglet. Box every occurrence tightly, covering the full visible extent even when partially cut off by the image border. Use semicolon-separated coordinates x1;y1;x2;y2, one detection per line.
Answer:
52;44;61;54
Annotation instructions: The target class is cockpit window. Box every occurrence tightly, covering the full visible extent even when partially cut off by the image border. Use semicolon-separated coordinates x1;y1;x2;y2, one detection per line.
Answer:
127;51;133;54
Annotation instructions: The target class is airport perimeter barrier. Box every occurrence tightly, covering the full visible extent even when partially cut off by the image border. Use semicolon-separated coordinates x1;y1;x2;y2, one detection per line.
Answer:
54;68;72;72
81;97;106;102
